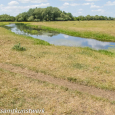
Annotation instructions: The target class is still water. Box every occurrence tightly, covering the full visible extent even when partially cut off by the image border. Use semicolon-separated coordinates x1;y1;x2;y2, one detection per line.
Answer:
5;23;115;50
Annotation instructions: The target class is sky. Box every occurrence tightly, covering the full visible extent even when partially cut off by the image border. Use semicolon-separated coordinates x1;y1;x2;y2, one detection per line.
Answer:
0;0;115;17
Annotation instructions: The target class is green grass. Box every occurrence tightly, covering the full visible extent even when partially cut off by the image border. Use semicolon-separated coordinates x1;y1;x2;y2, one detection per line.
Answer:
31;21;115;42
0;22;10;26
82;47;115;57
0;22;51;46
30;24;115;42
98;50;114;56
12;32;51;46
12;43;26;51
18;22;115;43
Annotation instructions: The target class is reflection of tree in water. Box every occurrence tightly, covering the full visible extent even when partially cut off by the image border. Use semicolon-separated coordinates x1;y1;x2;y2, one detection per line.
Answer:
15;23;59;37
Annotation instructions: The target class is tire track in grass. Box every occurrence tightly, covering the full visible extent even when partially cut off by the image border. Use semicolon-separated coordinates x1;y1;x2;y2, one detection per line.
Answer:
0;63;115;101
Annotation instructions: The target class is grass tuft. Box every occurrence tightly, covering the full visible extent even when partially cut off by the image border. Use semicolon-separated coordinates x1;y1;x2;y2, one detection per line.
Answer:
35;39;51;45
12;43;26;51
67;77;77;83
73;63;87;69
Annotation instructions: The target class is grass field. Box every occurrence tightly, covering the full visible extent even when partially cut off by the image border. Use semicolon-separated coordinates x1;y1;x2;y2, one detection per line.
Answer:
0;21;115;114
31;21;115;42
32;21;115;37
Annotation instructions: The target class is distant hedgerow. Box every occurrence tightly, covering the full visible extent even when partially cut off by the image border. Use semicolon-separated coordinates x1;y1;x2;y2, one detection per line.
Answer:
12;43;26;51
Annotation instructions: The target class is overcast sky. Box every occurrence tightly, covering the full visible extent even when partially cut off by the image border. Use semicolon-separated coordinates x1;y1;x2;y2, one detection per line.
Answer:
0;0;115;17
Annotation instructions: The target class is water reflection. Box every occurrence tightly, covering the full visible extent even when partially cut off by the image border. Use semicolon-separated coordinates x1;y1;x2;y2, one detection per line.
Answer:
5;23;115;50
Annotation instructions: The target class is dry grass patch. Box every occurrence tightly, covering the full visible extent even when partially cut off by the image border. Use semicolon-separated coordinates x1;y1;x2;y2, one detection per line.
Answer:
1;43;115;90
0;69;115;115
1;22;115;114
0;23;115;91
31;21;115;36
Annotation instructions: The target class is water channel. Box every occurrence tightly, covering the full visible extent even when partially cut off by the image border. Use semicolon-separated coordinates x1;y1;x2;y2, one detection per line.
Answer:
5;23;115;50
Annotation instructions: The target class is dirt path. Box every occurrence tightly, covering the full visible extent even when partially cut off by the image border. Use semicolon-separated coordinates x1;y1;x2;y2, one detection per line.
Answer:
0;63;115;101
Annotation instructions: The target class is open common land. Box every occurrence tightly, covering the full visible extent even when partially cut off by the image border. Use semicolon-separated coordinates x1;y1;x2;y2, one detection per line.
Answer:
0;21;115;114
32;21;115;37
32;21;115;42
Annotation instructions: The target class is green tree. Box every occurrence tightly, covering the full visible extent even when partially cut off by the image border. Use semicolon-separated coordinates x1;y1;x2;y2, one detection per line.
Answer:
28;16;34;21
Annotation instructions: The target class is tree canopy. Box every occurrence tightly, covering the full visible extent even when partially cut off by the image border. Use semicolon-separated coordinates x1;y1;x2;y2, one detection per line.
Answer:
0;6;115;22
0;14;15;21
74;15;115;21
15;6;74;22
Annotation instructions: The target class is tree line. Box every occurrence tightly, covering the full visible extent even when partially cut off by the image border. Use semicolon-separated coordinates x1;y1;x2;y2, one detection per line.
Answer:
0;14;15;21
0;6;115;22
74;15;114;21
15;6;73;22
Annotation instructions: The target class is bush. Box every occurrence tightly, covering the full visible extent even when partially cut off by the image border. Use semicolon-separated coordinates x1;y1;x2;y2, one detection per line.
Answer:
28;16;34;22
12;43;26;51
34;19;40;22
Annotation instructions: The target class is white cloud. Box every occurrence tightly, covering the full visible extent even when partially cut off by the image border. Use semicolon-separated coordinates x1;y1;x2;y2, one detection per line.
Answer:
63;2;70;6
70;3;80;6
90;4;100;8
83;3;93;5
0;4;4;11
0;4;4;7
60;0;74;1
18;0;47;3
105;1;115;6
8;1;19;6
63;35;69;38
63;2;79;6
0;3;50;16
92;9;104;12
85;0;99;1
60;0;99;2
87;39;110;50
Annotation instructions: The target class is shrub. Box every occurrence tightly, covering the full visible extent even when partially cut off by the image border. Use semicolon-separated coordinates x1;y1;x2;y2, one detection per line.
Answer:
12;43;26;51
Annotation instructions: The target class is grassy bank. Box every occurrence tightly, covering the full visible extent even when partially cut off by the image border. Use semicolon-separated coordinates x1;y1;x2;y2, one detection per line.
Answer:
41;25;115;42
31;21;115;42
0;22;50;46
1;68;115;114
1;22;115;114
0;22;115;91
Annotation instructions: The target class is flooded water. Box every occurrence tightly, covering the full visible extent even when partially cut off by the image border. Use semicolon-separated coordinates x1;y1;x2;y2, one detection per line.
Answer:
5;23;115;50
